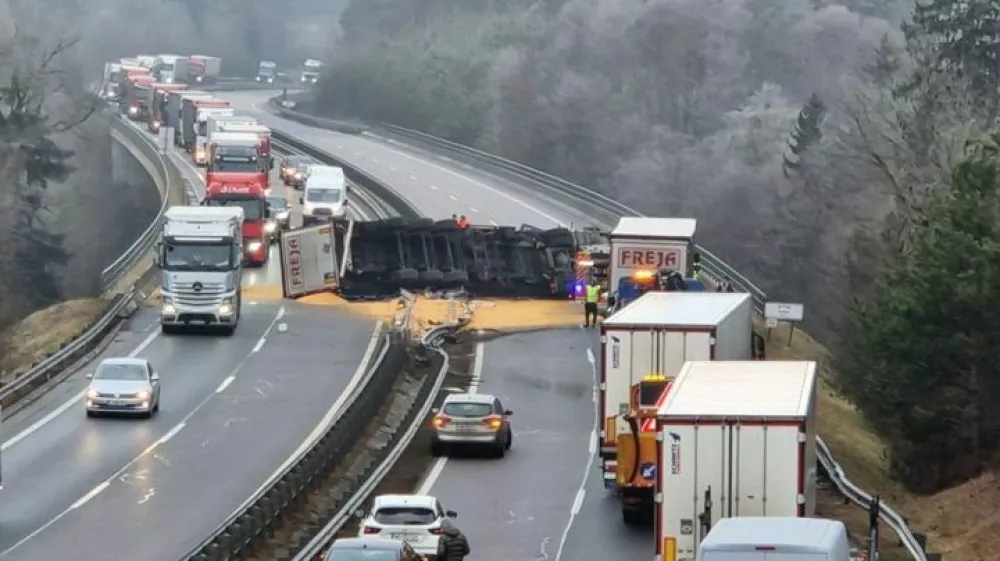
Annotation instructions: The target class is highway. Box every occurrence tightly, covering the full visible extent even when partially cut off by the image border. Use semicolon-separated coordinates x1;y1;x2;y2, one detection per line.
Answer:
0;116;380;559
224;89;653;561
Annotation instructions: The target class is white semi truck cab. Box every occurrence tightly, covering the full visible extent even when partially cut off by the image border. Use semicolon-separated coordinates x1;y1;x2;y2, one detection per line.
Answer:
301;59;323;83
157;206;244;335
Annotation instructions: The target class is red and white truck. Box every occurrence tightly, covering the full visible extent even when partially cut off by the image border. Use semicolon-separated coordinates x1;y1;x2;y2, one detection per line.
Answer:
599;292;754;482
121;73;155;120
214;122;273;184
179;97;230;154
188;55;222;84
147;83;187;134
655;360;818;561
609;217;697;292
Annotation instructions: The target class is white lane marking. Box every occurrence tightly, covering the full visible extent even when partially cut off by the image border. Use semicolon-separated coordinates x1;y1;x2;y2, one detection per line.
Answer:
554;343;600;561
243;321;383;503
2;328;161;451
0;305;288;558
158;422;186;444
365;137;565;226
469;206;478;213
589;431;597;454
429;184;439;191
571;489;586;516
489;219;499;226
448;194;458;202
252;337;267;353
215;375;236;393
70;482;108;510
409;174;418;180
416;342;484;495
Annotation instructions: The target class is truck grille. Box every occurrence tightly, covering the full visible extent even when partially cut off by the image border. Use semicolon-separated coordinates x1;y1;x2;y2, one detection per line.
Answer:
171;281;227;305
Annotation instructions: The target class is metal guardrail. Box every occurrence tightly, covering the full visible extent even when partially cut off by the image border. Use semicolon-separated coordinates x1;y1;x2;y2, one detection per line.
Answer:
0;114;176;414
292;319;458;561
181;289;422;561
256;105;927;560
99;117;172;293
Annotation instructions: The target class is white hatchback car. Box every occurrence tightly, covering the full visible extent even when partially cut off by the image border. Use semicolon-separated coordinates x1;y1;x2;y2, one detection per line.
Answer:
357;494;458;559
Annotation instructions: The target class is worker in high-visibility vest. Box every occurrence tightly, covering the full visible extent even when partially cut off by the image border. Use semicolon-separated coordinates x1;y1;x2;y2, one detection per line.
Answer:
584;280;601;327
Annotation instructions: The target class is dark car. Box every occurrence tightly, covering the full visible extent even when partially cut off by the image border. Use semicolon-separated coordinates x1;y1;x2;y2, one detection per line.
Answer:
266;195;290;243
281;155;313;188
322;537;422;561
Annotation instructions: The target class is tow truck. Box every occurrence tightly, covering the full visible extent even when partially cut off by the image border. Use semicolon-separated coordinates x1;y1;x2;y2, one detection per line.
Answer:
203;131;271;266
157;206;243;335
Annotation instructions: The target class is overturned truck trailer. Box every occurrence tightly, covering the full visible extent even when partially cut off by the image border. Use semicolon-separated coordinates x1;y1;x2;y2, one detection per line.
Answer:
279;218;604;300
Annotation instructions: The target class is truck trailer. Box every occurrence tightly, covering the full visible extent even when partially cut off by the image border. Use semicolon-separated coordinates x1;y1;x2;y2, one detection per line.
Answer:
157;206;244;335
168;91;214;146
656;361;819;561
153;54;189;84
609;217;697;293
188;55;222;84
180;97;230;152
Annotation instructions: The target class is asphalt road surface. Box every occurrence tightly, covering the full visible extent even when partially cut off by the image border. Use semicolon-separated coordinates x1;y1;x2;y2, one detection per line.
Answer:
0;303;379;560
212;91;658;560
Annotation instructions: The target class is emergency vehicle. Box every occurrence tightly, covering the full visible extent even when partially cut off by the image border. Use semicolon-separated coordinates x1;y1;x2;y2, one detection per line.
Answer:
615;372;672;525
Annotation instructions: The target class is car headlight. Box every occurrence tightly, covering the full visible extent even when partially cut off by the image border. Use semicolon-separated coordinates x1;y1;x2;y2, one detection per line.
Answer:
195;149;206;160
247;241;263;252
295;172;303;179
267;77;274;83
276;211;289;221
86;388;99;399
264;220;277;233
136;390;150;400
196;75;203;82
128;106;138;115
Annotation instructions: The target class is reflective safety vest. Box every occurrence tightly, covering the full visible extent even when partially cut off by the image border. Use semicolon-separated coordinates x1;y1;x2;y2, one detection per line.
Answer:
586;285;600;303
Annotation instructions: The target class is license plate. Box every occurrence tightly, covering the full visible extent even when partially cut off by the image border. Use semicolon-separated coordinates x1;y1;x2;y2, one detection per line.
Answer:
110;400;122;406
390;533;420;542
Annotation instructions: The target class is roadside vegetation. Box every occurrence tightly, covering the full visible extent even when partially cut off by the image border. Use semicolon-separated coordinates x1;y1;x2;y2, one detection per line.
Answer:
308;1;1000;558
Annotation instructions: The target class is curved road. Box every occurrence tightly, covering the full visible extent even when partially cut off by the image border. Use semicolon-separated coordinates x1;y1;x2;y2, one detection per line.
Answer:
226;90;652;560
0;120;379;559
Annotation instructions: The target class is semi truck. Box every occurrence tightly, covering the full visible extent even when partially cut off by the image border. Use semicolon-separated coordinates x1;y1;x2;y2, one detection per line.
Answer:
301;59;323;83
157;206;244;335
214;122;273;180
599;291;756;509
179;97;230;152
202;181;270;267
655;361;819;561
121;73;154;119
102;62;123;100
147;83;187;134
188;55;222;84
153;54;189;83
194;106;237;164
256;61;277;83
166;90;213;145
609;217;698;292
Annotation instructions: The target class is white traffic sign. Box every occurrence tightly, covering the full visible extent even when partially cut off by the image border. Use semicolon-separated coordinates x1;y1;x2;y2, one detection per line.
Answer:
765;302;804;322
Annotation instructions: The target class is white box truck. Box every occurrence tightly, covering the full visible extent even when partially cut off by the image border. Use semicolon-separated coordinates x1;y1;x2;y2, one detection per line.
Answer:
599;292;754;464
609;217;697;292
655;361;819;561
693;517;851;561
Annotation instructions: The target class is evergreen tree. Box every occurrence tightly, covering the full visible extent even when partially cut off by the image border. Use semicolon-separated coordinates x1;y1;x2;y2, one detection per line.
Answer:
844;133;1000;493
783;93;825;176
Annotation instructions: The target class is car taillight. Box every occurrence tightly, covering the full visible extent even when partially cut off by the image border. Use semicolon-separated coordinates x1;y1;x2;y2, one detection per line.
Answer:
483;415;503;430
429;527;445;535
433;415;451;428
363;526;381;534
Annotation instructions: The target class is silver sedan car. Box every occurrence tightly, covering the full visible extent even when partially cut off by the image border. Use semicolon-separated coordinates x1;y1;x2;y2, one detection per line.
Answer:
85;357;161;418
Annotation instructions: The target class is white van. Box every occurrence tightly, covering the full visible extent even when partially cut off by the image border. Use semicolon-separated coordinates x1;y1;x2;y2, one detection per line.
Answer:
696;518;851;561
301;165;348;224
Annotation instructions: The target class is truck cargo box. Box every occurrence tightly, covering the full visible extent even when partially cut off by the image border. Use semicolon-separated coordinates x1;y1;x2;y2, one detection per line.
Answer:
609;217;696;291
656;361;818;561
599;292;753;458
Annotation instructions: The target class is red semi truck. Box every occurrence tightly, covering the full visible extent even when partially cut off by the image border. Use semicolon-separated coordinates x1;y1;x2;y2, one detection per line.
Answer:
203;131;270;266
121;74;155;120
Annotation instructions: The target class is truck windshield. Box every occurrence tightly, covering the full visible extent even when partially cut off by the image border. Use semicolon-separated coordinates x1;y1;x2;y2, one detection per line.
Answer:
306;188;342;203
204;197;265;220
164;242;233;271
109;71;122;83
211;152;259;173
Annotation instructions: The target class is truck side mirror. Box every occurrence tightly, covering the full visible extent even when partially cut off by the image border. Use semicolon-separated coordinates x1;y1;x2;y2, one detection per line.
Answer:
264;208;271;218
154;242;164;267
299;196;304;205
269;159;274;170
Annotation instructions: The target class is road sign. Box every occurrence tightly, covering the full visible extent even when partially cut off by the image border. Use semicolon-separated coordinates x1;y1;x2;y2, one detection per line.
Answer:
765;302;805;322
640;462;656;481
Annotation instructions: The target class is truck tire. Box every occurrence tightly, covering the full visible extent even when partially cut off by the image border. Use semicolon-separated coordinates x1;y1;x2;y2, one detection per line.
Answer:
622;509;643;526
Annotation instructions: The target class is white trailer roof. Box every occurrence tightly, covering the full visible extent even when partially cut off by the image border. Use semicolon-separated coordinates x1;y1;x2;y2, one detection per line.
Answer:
612;217;697;239
210;131;259;144
603;292;750;327
658;361;816;419
700;517;845;551
165;206;243;221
